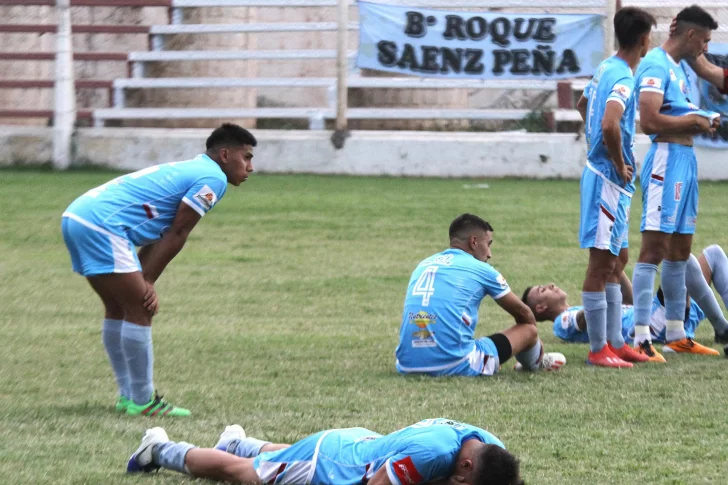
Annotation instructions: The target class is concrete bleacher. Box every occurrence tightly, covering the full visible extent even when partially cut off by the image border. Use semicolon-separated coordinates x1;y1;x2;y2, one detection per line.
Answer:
10;0;724;130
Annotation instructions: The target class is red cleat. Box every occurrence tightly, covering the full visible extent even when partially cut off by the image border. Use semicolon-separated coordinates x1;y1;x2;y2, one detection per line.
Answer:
608;343;650;363
587;344;633;368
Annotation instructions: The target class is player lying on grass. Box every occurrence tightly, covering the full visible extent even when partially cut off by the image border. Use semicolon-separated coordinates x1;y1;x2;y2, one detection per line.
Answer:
522;245;728;354
127;417;525;485
61;123;256;417
395;214;565;377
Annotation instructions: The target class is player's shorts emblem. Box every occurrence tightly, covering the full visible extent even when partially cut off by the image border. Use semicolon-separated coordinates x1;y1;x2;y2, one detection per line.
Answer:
674;182;683;201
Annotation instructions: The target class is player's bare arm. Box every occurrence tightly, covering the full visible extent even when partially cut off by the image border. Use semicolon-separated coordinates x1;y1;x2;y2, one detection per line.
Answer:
619;270;633;305
576;95;588;123
602;100;632;184
639;91;712;137
496;291;537;325
140;202;203;284
366;466;394;485
575;310;587;331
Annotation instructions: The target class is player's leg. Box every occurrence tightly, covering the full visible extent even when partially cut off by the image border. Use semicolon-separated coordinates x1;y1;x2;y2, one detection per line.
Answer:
685;252;728;341
578;169;630;367
61;216;139;409
86;277;130;411
214;425;290;456
498;324;565;371
127;427;261;483
88;271;189;416
606;248;649;363
702;245;728;343
632;143;672;360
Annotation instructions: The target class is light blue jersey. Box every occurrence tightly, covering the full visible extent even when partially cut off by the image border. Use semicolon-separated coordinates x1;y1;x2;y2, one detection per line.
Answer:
64;154;228;247
395;249;511;374
635;47;719;142
553;296;704;344
253;418;504;485
584;55;637;192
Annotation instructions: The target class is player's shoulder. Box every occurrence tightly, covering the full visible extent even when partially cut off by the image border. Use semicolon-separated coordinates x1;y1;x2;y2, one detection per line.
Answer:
637;48;667;73
173;154;228;182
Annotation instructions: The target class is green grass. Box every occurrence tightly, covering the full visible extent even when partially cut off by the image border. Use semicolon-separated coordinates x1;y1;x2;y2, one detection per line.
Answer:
1;170;728;485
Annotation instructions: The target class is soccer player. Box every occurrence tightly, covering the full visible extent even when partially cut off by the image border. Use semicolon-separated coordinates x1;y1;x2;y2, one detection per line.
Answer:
395;214;565;377
631;6;725;362
61;123;256;417
522;245;728;353
574;7;656;367
127;417;525;485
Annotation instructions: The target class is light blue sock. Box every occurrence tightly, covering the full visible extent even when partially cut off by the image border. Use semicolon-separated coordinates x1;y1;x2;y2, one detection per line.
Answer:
704;245;728;306
662;260;688;341
229;437;271;457
605;283;625;348
583;291;607;353
685;254;728;335
515;339;543;371
632;262;658;331
121;322;154;405
102;318;130;398
152;441;195;474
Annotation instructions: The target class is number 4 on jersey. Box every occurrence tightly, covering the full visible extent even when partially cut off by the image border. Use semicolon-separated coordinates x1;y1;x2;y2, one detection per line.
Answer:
412;266;438;306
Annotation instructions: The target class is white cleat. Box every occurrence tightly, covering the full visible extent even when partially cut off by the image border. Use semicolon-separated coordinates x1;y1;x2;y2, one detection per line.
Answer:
215;424;246;452
514;352;566;372
126;427;169;473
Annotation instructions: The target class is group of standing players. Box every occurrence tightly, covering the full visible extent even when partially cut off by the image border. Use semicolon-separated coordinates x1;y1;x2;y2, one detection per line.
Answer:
575;5;728;368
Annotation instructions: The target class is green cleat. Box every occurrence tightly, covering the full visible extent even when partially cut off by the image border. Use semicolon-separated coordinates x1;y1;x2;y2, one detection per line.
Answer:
126;392;191;417
116;396;132;413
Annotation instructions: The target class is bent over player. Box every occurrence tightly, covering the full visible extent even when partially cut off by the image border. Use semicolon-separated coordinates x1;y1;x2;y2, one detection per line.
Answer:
574;7;655;368
61;123;256;416
631;6;725;362
127;417;525;485
395;214;565;377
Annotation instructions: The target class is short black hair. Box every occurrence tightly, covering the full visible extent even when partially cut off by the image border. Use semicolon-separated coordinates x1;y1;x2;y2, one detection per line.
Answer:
613;7;656;49
449;213;494;241
206;123;257;151
521;286;533;306
473;445;525;485
675;5;718;33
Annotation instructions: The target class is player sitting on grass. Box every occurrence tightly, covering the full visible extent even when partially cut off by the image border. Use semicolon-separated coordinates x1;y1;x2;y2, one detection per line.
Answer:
395;214;565;377
61;123;256;417
522;245;728;354
127;417;525;485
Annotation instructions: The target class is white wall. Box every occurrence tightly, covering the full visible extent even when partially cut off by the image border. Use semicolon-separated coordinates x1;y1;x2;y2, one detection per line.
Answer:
1;126;727;180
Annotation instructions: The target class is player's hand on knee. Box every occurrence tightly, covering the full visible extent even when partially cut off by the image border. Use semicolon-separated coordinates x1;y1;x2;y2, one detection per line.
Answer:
143;281;159;316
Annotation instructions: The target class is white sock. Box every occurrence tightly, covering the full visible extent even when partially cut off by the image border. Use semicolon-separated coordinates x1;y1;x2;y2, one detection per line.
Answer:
665;320;686;343
633;325;651;346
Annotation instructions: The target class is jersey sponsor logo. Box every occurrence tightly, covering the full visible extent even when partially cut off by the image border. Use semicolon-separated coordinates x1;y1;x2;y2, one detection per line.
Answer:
194;184;218;210
674;182;683;201
641;77;662;89
409;311;437;347
611;83;632;101
679;79;689;95
496;274;508;289
393;456;424;485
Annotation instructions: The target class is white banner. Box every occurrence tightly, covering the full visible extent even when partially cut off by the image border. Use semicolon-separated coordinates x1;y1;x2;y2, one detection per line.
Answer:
357;1;605;80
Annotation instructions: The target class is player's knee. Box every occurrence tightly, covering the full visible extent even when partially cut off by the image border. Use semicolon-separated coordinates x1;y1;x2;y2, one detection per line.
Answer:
521;323;538;346
705;244;726;263
103;301;124;320
123;305;152;326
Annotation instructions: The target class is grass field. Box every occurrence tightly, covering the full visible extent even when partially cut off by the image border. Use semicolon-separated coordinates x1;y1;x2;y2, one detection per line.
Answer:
2;170;728;485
